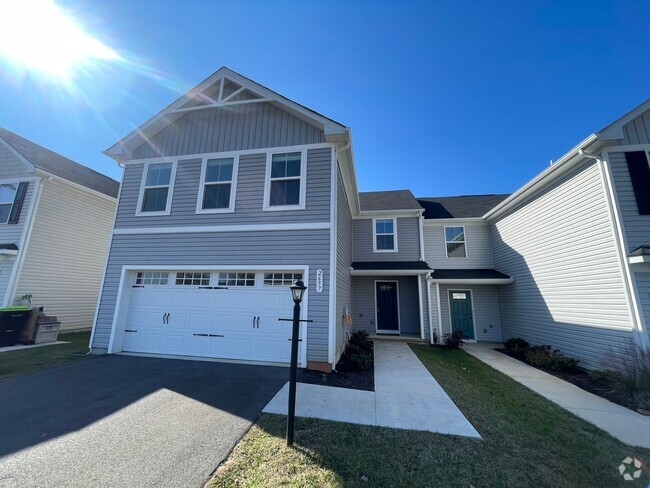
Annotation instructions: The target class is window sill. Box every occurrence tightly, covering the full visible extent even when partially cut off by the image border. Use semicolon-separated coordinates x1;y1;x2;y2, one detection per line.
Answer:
373;249;398;253
195;208;236;215
135;210;171;217
262;204;306;212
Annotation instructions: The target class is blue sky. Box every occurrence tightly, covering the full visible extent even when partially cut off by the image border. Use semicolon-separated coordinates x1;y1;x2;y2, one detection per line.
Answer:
1;0;649;197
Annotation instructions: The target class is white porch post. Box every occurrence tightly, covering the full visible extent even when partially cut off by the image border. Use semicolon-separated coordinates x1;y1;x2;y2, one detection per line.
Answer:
418;275;424;340
435;282;443;341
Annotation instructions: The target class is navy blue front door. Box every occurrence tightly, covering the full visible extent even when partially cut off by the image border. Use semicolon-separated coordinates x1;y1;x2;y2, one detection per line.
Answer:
376;281;399;332
449;290;474;339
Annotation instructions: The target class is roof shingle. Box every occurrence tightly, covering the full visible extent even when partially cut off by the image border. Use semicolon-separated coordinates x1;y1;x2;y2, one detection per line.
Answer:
359;190;422;212
417;194;510;219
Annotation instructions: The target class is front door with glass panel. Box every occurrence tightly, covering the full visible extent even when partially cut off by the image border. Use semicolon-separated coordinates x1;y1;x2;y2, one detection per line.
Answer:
449;290;474;339
376;281;399;334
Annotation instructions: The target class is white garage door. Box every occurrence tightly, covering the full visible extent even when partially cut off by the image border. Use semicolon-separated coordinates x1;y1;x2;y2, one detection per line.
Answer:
121;270;303;363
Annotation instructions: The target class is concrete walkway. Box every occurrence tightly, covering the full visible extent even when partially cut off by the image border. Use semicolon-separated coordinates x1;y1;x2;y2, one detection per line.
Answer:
464;343;650;449
263;341;480;438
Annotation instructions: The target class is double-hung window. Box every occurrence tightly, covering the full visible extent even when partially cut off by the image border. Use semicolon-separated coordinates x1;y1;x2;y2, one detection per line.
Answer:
138;162;175;215
445;226;466;258
265;151;305;209
373;218;397;252
0;183;17;224
197;157;237;213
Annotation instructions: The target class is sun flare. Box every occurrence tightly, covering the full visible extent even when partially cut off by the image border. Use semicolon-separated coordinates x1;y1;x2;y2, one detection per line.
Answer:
0;0;119;80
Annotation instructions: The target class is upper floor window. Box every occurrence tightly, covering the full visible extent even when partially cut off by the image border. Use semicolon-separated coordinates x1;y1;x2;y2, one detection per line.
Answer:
197;157;237;213
264;151;306;210
445;226;466;258
137;162;176;215
0;183;17;224
373;218;397;252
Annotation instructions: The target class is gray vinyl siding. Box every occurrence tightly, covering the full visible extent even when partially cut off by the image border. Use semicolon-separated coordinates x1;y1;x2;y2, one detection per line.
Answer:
621;112;650;145
437;285;502;342
608;152;650;252
420;275;430;340
0;144;31;179
490;160;634;370
335;166;353;362
351;276;420;335
423;221;494;269
132;103;325;159
115;147;331;227
635;273;650;344
92;229;331;362
353;217;420;261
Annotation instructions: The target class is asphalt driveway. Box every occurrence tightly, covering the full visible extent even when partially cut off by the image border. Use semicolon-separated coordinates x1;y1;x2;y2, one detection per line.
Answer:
0;355;288;488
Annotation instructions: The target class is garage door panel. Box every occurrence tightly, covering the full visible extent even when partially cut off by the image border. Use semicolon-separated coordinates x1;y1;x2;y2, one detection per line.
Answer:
190;292;211;308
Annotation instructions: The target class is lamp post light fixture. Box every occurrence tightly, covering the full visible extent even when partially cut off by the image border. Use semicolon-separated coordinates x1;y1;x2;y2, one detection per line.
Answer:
286;279;307;447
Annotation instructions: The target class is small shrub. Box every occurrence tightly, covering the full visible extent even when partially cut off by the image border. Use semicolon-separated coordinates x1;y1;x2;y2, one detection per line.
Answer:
442;331;467;349
525;345;579;371
343;331;372;370
346;352;372;370
504;337;529;355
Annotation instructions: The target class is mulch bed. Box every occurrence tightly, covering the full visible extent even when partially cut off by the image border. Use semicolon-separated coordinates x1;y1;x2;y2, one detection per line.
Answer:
496;348;638;411
298;343;374;391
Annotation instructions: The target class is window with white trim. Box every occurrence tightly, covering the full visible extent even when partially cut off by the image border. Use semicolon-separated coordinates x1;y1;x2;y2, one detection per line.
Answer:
199;157;236;212
135;272;169;285
445;226;466;258
0;183;17;224
263;272;303;286
140;162;173;213
267;152;303;208
218;272;256;287
175;272;210;286
373;218;396;252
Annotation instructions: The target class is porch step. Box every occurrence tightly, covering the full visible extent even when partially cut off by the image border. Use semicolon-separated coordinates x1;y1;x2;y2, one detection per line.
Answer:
369;334;428;344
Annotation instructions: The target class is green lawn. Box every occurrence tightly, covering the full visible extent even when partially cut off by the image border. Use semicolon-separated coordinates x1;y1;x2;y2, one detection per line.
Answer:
0;330;91;380
208;345;650;488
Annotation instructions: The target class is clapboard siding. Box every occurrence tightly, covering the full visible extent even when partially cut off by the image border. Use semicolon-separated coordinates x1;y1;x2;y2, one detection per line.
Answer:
92;229;330;362
115;147;331;227
353;217;421;261
635;273;650;344
0;143;31;179
132;103;325;159
608;152;650;252
490;160;634;370
420;275;429;339
335;166;353;361
423;221;494;269
351;276;420;335
621;112;650;145
438;285;502;342
14;178;115;331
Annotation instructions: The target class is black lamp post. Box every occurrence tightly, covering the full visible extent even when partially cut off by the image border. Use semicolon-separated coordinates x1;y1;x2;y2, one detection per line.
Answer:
286;279;306;446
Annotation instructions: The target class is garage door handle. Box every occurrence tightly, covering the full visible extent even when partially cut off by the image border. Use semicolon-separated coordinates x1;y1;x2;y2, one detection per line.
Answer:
252;316;256;328
193;333;208;337
125;329;137;333
256;317;260;328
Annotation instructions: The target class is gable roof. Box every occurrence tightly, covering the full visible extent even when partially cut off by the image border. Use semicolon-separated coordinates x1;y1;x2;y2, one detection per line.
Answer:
417;194;510;219
358;190;422;212
0;127;119;198
104;66;348;162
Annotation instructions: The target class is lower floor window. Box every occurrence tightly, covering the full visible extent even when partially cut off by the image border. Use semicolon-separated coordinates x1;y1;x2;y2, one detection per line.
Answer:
263;272;303;286
218;272;256;287
175;272;210;286
136;272;169;285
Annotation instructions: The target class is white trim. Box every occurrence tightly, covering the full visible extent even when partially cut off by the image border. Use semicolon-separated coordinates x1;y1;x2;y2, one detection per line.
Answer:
427;278;434;343
430;278;514;285
0;176;38;185
107;264;310;368
0;136;35;172
607;144;650;153
418;275;424;340
374;279;400;334
113;222;331;235
89;166;124;349
135;160;177;216
444;225;467;259
423;217;484;225
600;152;650;350
170;98;271;114
629;256;650;264
328;146;336;365
262;149;307;211
435;282;443;341
372;217;398;253
447;288;477;340
350;269;430;276
195;154;239;214
120;143;333;166
418;215;425;261
3;178;42;307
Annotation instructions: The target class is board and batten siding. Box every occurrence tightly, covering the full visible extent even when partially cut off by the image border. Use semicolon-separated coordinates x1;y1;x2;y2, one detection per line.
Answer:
14;178;115;331
353;217;420;262
335;167;353;362
621;112;650;145
423;221;494;269
437;285;503;342
132;103;325;160
608;151;650;252
115;147;331;228
92;230;331;362
490;160;634;370
351;276;420;335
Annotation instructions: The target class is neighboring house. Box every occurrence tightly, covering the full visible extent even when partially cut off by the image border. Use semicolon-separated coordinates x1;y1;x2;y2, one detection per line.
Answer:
90;66;650;371
0;128;118;331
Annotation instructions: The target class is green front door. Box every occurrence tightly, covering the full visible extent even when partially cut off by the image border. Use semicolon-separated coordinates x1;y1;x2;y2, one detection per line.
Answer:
449;290;474;339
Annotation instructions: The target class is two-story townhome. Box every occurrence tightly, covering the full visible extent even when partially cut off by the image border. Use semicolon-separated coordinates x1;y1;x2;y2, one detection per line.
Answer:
0;127;118;331
91;67;650;372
